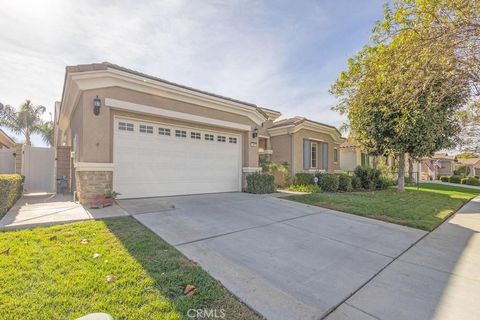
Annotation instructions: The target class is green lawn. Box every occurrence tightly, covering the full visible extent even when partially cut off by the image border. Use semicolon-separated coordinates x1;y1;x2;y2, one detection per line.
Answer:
285;183;480;231
0;217;260;320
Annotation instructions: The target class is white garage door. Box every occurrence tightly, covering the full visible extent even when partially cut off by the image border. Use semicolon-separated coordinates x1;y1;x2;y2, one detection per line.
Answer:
113;118;242;199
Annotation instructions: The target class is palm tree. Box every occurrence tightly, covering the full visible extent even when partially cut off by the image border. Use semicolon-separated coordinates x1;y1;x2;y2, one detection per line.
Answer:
0;100;46;145
37;121;54;146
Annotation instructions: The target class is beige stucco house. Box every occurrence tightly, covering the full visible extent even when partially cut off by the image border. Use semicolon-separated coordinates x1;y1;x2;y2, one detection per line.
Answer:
0;129;15;149
421;153;456;179
457;158;480;177
55;62;344;203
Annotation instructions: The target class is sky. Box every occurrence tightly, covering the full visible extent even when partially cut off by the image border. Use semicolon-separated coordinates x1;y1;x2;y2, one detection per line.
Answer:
0;0;385;146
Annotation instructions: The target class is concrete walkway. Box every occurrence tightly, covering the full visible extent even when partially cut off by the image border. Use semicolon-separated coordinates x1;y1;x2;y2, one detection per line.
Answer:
0;193;129;230
327;195;480;320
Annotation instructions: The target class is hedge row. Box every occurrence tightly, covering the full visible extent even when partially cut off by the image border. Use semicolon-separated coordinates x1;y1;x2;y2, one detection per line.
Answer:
440;175;480;186
0;174;23;217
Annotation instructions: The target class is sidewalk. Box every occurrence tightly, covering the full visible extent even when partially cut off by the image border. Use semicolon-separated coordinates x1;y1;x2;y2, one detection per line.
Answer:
327;195;480;320
0;193;129;230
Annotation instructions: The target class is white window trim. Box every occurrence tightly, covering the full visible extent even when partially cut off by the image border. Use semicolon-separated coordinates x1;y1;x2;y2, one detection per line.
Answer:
333;147;338;163
311;142;318;168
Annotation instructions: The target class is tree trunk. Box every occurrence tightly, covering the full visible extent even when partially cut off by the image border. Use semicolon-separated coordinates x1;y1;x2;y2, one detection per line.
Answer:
408;156;413;182
372;156;378;169
25;130;31;146
397;153;406;192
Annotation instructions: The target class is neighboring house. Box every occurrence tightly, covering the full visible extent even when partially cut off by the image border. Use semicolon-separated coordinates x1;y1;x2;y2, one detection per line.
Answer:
0;129;15;149
421;153;457;179
339;139;422;179
54;62;344;203
457;158;480;177
339;140;396;171
266;117;344;175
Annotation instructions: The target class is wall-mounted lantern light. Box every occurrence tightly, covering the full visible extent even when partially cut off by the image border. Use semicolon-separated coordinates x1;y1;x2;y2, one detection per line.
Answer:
252;128;258;139
93;96;101;116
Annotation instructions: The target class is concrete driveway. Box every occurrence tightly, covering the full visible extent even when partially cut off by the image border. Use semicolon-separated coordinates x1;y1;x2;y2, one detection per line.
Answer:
127;193;425;320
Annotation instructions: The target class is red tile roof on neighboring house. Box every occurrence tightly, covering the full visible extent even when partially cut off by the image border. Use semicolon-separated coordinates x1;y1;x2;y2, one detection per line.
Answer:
340;140;360;148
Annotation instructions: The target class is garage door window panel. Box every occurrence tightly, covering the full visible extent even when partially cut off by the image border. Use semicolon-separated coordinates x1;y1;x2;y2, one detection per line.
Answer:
205;134;214;141
191;132;201;139
119;122;134;131
175;130;187;138
159;128;171;136
217;136;226;142
229;137;237;144
139;124;154;134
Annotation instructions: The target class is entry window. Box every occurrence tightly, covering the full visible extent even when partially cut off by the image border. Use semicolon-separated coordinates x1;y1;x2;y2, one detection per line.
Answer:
334;148;338;162
229;137;237;144
311;142;317;168
118;122;134;131
139;124;153;134
175;130;187;138
217;135;226;142
191;132;201;139
205;134;214;141
158;128;171;136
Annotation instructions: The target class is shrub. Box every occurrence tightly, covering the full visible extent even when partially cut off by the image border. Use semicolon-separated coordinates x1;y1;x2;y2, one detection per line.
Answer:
0;174;23;217
286;184;321;193
454;165;470;177
246;172;276;194
461;177;480;186
337;174;353;192
293;172;315;186
377;176;394;190
449;175;462;184
351;175;362;189
353;166;381;190
440;176;450;182
316;173;339;192
259;158;290;187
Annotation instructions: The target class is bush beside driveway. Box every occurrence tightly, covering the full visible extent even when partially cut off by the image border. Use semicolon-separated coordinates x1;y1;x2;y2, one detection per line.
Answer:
0;174;23;218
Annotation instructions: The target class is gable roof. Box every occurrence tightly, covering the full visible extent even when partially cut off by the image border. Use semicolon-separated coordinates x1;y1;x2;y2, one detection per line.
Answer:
271;116;342;135
64;62;270;117
0;128;15;148
457;157;480;166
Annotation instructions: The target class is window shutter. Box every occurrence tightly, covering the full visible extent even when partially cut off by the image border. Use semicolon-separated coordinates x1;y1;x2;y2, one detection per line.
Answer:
303;139;311;170
322;143;329;170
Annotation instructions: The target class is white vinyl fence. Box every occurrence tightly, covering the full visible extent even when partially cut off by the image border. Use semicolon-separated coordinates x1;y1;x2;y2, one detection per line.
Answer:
22;146;55;193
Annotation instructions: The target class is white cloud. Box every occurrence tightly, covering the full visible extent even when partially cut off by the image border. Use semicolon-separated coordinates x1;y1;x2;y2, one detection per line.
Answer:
0;0;380;145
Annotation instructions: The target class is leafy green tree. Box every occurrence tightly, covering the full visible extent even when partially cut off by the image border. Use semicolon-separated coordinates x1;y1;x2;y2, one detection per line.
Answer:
331;2;470;191
0;100;46;145
456;151;479;159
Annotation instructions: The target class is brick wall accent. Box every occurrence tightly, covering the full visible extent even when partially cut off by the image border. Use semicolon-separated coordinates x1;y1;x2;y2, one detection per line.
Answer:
14;143;22;174
56;146;71;192
75;171;113;204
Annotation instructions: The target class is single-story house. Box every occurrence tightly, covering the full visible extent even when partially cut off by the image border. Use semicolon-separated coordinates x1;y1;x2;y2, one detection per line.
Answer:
457;158;480;177
421;153;457;179
55;62;345;203
267;116;344;175
0;129;15;149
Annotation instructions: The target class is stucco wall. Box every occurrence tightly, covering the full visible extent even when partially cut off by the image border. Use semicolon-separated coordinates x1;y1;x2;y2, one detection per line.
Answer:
270;134;293;170
340;148;357;172
70;87;259;168
291;129;341;174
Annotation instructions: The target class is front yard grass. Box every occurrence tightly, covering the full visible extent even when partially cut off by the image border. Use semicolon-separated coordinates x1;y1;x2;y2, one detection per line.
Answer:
0;217;260;320
285;183;480;231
